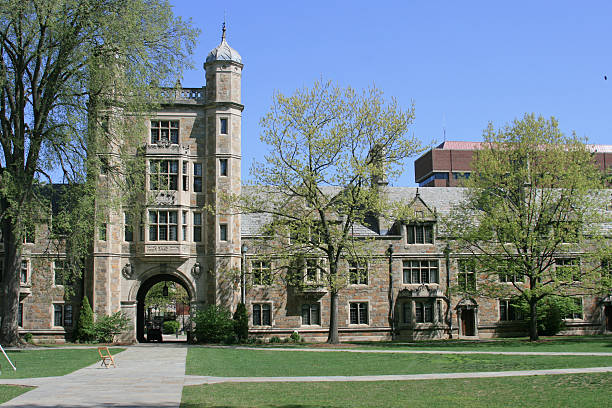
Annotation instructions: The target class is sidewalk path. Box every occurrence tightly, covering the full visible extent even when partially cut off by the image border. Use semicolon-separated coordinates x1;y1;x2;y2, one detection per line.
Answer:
184;366;612;385
1;345;187;408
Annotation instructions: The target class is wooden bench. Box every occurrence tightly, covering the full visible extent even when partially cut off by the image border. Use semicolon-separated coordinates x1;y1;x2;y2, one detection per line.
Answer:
98;347;116;368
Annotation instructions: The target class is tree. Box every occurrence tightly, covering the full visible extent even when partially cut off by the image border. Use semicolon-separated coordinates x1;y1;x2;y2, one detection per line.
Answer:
447;114;611;341
0;0;197;345
235;80;422;343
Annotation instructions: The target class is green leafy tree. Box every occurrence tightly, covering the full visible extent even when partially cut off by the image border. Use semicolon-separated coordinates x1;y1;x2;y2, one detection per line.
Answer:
447;114;611;341
0;0;197;345
233;80;422;343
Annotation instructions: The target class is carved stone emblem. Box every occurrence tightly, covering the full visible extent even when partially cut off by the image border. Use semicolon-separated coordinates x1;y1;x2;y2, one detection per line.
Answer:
122;263;134;279
192;262;202;278
155;191;176;205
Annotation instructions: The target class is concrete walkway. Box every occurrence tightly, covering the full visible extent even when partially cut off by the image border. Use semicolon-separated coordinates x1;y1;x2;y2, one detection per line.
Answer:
184;366;612;385
1;345;612;407
0;345;187;408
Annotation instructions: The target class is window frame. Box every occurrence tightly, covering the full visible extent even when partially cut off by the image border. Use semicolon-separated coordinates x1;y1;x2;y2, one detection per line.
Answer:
348;260;368;285
406;223;434;244
457;259;477;291
402;260;439;284
150;120;179;145
20;260;29;284
499;299;523;321
251;260;273;286
53;260;69;286
193;162;203;192
124;212;134;242
301;303;321;326
415;300;435;323
148;210;178;241
220;117;228;135
349;302;369;325
149;159;179;191
53;303;73;328
563;297;584;320
252;303;272;326
555;258;581;282
193;212;202;242
219;223;228;241
219;158;228;177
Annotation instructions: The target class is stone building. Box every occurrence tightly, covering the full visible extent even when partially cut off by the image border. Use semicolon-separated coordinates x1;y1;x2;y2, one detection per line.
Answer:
3;32;612;343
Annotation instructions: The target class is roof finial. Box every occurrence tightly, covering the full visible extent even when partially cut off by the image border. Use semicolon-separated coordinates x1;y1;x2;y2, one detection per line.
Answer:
221;20;226;42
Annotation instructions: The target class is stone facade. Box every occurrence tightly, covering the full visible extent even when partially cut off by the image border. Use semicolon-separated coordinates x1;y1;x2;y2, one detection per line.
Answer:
3;34;612;344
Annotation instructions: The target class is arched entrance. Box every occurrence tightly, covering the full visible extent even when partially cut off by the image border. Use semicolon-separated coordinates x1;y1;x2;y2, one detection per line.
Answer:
456;298;479;337
136;273;193;342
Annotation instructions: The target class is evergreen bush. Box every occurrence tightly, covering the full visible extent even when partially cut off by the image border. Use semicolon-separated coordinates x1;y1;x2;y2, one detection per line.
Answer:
75;296;95;342
232;303;249;342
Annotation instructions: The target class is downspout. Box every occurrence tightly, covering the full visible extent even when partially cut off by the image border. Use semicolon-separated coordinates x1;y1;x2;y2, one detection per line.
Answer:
387;244;395;339
444;242;453;338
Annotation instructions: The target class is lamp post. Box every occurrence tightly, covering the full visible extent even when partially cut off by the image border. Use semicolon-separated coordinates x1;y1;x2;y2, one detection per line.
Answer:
386;243;395;339
443;243;453;339
241;243;248;304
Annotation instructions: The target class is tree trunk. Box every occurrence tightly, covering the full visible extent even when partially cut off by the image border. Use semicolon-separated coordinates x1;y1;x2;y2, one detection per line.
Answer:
327;290;340;344
0;220;23;346
529;299;539;341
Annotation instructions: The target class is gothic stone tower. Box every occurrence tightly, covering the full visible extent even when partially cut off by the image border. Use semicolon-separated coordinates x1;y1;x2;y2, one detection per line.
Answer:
87;29;243;343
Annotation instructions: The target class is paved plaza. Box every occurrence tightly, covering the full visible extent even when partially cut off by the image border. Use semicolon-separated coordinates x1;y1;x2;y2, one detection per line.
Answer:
1;345;612;407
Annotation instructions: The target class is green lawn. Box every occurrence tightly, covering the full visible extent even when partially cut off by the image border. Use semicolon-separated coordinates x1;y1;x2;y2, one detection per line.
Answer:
0;385;33;405
186;348;612;377
0;348;124;379
181;373;612;408
348;335;612;353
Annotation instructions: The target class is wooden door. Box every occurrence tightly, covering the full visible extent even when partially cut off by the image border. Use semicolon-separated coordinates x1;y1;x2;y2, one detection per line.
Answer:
462;309;475;336
606;306;612;331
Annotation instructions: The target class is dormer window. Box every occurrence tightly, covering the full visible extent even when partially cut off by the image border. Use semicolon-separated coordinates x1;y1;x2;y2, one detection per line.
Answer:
406;224;434;244
150;120;179;144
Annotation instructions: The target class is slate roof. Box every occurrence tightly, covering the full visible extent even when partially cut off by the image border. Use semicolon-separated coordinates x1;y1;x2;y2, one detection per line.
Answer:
240;186;612;237
240;187;468;237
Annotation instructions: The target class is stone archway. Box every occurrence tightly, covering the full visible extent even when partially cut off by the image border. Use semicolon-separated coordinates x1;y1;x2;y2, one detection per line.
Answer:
135;273;194;343
456;298;479;337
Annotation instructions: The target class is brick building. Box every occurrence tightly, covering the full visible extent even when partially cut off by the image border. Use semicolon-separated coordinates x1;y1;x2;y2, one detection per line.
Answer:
415;141;612;187
3;33;612;343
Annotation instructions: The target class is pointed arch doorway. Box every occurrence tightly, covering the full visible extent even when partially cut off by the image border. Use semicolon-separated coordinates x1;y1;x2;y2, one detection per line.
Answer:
136;273;194;342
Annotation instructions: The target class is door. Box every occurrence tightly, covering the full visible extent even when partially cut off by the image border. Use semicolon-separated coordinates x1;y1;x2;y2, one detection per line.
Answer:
461;309;475;336
606;305;612;332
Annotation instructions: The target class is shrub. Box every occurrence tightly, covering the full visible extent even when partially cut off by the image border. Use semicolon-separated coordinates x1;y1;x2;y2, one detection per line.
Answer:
233;303;249;342
163;320;180;335
269;336;281;343
23;333;33;343
75;296;95;342
517;296;580;336
193;305;234;343
94;312;130;343
290;331;301;343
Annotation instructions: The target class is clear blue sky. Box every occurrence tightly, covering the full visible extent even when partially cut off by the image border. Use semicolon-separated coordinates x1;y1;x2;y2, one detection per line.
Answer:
170;0;612;187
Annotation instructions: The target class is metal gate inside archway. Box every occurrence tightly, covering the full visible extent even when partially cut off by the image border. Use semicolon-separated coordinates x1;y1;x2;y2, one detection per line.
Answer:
135;273;193;343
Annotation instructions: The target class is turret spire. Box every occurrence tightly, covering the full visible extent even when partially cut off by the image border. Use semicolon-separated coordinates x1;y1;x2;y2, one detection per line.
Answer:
221;21;226;42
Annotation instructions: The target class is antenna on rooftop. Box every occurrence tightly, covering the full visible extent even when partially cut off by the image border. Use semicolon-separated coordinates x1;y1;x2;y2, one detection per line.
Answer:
442;113;447;143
